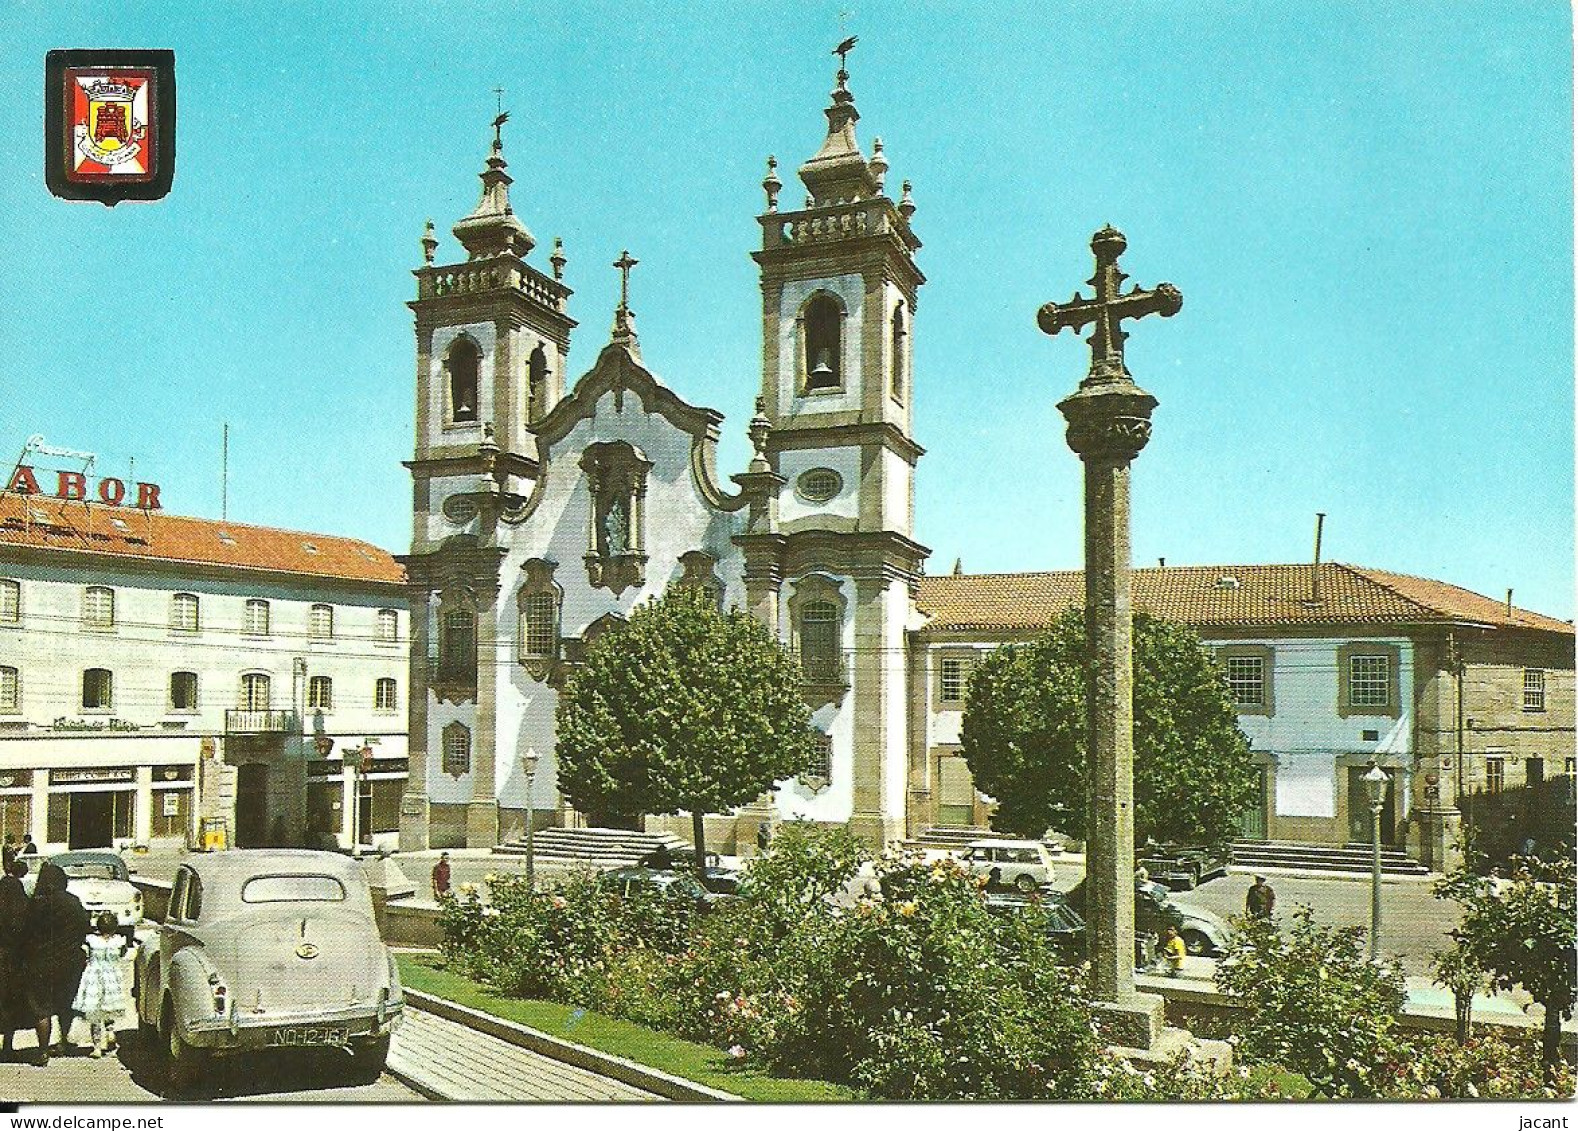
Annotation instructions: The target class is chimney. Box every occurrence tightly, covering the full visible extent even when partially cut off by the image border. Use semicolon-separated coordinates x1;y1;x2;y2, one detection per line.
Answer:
1506;589;1514;618
1158;557;1165;568
1308;512;1326;604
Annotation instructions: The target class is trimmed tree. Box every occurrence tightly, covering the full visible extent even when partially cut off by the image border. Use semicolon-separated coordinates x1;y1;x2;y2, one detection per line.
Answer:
555;585;818;875
1435;851;1578;1080
959;607;1256;846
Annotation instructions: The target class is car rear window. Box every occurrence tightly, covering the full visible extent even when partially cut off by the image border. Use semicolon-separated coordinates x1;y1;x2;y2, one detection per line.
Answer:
240;875;347;903
59;861;125;881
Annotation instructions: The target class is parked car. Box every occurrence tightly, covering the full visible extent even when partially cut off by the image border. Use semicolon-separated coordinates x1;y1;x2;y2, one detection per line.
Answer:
983;890;1087;960
1066;877;1234;958
636;846;743;895
134;849;403;1093
957;838;1058;893
1136;842;1231;891
43;851;142;943
597;865;733;910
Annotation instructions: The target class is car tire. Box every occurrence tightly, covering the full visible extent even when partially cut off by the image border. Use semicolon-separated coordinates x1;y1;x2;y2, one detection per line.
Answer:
348;1034;390;1083
1180;929;1212;958
161;1003;209;1096
1014;873;1038;893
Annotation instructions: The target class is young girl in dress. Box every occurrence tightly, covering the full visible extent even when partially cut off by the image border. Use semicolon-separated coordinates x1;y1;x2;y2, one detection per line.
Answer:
73;912;132;1057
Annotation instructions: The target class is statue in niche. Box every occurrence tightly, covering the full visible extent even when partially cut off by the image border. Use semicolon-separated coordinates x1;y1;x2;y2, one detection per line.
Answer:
602;496;630;555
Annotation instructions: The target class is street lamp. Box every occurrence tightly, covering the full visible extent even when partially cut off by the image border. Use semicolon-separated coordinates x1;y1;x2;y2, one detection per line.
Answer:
1364;762;1389;960
522;749;540;892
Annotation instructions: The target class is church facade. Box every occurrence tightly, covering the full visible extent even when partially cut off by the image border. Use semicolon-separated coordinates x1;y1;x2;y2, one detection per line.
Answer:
397;61;1574;859
399;61;925;851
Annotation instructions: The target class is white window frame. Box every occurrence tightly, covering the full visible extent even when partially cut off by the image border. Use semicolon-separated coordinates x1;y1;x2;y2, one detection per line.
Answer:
308;604;335;640
376;608;399;643
0;666;17;713
307;675;333;711
1225;655;1266;708
374;677;398;712
519;592;558;659
82;668;113;711
170;592;200;634
1523;668;1546;712
244;599;271;637
0;579;18;624
82;586;115;630
1348;654;1390;708
169;671;198;713
239;672;272;711
1484;754;1506;795
940;657;972;704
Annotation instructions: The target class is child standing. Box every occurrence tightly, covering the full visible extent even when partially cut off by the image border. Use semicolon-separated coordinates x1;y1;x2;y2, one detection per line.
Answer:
73;912;132;1057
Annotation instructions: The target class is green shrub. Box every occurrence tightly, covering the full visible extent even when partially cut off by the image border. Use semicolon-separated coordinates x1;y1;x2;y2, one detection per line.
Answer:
1214;904;1407;1097
1379;1030;1575;1099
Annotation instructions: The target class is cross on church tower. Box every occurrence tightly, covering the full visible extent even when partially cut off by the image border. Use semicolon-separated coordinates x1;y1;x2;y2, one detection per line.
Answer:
610;249;640;356
613;249;638;311
1037;225;1181;387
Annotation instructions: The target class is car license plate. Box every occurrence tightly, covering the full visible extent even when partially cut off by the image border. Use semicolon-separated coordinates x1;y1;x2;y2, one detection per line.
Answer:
268;1027;349;1047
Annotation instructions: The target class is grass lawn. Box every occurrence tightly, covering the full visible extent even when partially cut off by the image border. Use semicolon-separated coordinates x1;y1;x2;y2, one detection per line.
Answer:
396;953;860;1102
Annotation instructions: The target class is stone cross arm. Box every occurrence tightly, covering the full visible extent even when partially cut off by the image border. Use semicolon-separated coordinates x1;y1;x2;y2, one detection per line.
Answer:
1037;226;1182;383
1036;280;1182;338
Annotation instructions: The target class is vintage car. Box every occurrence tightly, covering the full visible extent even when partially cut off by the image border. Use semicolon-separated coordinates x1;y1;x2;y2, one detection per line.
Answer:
596;865;734;911
636;846;743;894
134;850;403;1092
43;852;143;942
1136;842;1232;891
957;838;1058;893
1066;877;1234;958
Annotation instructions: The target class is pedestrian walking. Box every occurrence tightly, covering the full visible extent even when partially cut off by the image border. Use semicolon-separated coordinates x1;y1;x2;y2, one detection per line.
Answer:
431;852;452;900
1245;874;1276;919
0;862;45;1060
26;861;90;1061
1161;925;1188;977
73;913;133;1058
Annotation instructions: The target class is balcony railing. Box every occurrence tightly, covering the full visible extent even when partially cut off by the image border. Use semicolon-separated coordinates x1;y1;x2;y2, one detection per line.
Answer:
224;709;294;734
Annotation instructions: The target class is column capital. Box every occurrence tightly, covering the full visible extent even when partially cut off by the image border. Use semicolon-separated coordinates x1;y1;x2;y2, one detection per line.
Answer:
1057;380;1157;465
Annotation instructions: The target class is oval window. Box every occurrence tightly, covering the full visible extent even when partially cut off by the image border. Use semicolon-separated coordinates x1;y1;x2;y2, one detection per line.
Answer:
797;468;843;503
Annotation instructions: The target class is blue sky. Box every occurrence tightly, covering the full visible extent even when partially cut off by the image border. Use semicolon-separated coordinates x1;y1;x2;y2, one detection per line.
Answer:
1;2;1572;618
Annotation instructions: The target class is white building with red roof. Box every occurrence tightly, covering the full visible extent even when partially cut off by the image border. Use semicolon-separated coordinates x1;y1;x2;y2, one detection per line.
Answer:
0;493;409;853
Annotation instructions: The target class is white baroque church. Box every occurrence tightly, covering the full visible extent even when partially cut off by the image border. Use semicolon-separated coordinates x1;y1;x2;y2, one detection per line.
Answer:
400;59;927;851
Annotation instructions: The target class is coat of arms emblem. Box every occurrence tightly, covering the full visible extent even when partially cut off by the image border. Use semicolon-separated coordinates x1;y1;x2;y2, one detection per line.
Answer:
45;49;176;205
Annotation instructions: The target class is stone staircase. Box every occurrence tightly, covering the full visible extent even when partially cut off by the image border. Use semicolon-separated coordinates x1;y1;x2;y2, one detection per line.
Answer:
1230;840;1432;876
492;826;689;869
904;825;995;851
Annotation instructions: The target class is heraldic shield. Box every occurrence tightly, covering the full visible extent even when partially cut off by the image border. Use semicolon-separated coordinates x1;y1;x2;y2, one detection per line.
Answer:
45;49;176;205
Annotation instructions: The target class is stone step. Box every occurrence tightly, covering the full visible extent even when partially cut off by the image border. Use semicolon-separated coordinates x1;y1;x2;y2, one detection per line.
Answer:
492;826;689;868
1231;840;1431;875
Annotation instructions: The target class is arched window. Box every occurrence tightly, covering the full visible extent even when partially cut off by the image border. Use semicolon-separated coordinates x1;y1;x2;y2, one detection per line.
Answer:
83;586;115;629
307;675;333;711
527;344;548;424
442;722;472;776
890;303;907;402
519;593;558;659
308;603;334;640
240;672;271;710
171;592;200;633
169;671;198;712
244;599;271;636
789;574;848;704
447;336;481;423
803;293;843;392
376;608;399;642
374;678;398;712
82;668;114;710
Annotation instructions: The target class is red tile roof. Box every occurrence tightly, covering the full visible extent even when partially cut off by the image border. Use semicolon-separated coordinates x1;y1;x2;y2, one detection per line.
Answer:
916;562;1573;636
0;495;405;587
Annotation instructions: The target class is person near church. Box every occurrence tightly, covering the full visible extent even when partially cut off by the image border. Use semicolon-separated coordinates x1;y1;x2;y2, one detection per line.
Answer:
0;862;45;1061
1161;925;1188;977
20;835;38;859
25;861;90;1060
1246;875;1276;919
2;835;16;874
431;852;452;900
756;823;771;854
73;912;134;1058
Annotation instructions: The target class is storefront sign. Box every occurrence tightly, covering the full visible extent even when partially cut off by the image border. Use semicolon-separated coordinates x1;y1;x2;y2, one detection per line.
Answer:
51;717;141;733
7;465;162;510
50;767;135;785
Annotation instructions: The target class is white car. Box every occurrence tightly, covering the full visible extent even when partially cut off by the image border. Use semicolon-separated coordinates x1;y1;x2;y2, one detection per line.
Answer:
47;851;143;942
958;838;1058;893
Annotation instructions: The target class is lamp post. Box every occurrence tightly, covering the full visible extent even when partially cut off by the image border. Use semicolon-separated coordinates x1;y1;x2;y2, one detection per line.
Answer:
313;733;334;852
522;748;540;892
1364;762;1389;960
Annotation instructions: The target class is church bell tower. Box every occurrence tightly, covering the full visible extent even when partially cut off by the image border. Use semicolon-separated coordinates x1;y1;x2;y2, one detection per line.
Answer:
745;49;928;846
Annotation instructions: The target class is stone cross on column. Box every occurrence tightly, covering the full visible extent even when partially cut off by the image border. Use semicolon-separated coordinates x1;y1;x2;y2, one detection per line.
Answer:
1039;225;1181;1052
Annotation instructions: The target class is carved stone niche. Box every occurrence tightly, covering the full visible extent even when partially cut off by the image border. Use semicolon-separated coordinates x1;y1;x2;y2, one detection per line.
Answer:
516;558;562;683
581;442;652;597
676;550;724;608
431;587;480;705
787;573;850;710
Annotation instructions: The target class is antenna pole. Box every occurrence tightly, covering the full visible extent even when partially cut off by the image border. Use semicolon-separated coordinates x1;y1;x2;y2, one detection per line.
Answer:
1310;512;1326;603
221;423;229;521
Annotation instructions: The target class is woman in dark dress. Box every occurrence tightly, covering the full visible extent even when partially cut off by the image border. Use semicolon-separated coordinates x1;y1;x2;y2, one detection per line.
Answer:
0;863;45;1059
26;862;90;1062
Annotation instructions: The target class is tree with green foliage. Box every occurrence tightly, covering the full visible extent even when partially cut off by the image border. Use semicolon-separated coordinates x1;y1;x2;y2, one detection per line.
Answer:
555;585;819;874
1435;851;1578;1080
1215;904;1408;1097
959;607;1257;846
